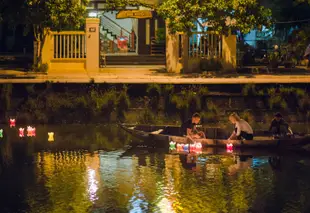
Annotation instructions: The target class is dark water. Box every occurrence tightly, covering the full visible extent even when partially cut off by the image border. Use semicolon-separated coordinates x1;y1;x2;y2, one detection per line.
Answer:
1;125;310;213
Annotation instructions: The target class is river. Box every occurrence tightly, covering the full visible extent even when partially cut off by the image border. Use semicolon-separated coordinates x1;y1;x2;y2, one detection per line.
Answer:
0;124;310;213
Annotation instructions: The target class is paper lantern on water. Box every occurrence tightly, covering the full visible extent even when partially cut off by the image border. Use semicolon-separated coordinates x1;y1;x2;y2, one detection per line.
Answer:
169;141;176;150
226;143;233;153
48;132;54;142
195;142;202;154
190;143;196;152
19;128;25;137
27;126;36;137
9;119;16;128
27;126;32;137
183;144;189;152
0;129;3;138
177;143;184;151
31;127;36;137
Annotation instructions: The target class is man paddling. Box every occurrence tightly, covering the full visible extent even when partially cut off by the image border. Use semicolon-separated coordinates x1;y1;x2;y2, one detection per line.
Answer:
181;113;206;139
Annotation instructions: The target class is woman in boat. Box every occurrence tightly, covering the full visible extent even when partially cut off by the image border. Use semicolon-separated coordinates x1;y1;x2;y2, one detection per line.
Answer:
181;113;206;139
269;112;293;137
228;113;254;140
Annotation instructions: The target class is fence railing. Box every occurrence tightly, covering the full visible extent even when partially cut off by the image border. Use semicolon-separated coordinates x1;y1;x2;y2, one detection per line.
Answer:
189;32;222;58
52;31;86;59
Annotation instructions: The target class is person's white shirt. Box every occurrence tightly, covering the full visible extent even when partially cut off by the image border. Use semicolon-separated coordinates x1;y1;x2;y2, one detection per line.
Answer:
235;119;253;136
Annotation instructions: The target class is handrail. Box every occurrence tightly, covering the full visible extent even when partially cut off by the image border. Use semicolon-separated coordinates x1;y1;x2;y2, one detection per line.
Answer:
102;15;131;34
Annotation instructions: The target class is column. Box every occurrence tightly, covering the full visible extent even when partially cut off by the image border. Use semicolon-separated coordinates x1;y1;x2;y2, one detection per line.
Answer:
85;18;100;72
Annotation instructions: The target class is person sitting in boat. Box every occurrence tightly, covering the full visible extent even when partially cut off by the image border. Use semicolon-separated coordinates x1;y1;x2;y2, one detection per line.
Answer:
181;113;206;139
228;113;254;140
269;112;293;137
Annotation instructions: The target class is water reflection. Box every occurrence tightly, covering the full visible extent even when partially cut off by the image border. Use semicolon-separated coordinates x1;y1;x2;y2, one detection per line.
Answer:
0;125;310;212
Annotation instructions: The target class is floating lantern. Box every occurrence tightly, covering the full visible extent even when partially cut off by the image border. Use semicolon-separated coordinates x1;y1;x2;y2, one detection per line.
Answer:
195;142;202;154
177;143;184;151
9;119;16;128
27;126;36;137
0;129;3;138
183;144;189;152
48;132;54;142
31;127;36;137
169;141;176;150
27;126;32;137
19;128;25;137
190;143;196;152
226;143;233;153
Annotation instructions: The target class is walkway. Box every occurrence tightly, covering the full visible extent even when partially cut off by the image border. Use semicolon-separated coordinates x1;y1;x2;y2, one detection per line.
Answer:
1;66;310;84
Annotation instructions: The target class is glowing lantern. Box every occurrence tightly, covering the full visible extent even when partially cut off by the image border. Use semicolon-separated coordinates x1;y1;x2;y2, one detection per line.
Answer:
10;119;16;128
183;144;189;152
27;126;36;137
27;126;32;137
19;128;25;137
0;129;3;138
169;141;176;150
195;142;202;153
31;127;36;137
177;143;184;151
226;143;233;153
48;132;54;142
190;143;196;152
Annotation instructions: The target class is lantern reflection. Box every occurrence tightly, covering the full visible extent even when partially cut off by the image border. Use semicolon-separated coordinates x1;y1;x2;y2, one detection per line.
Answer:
0;129;3;138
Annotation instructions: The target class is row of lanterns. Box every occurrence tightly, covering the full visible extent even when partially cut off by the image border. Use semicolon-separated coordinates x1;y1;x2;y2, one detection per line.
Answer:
0;118;55;142
169;141;235;153
169;141;203;153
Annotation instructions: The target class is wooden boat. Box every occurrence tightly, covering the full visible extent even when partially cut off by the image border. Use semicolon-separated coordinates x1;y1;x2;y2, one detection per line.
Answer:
119;123;310;151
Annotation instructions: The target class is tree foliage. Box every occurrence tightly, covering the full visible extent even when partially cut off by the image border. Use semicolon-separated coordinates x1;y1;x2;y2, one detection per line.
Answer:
0;0;88;68
157;0;272;35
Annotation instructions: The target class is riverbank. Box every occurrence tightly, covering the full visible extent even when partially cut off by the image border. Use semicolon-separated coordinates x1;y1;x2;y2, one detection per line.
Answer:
1;83;310;128
1;66;310;83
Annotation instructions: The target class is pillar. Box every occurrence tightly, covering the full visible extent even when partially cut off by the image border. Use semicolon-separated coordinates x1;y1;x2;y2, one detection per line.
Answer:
221;34;237;70
165;20;182;73
85;18;100;72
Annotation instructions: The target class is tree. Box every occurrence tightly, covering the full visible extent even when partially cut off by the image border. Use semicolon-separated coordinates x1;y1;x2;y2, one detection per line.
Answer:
157;0;272;35
1;0;88;69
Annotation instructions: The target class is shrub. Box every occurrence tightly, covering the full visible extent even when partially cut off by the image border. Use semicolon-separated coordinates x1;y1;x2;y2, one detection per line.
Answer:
116;90;131;122
137;109;157;124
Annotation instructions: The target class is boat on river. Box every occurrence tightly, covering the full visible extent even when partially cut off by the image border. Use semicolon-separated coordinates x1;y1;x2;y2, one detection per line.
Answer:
119;124;310;151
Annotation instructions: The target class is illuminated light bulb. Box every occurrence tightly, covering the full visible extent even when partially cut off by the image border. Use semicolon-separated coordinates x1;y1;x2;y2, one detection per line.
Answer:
48;132;54;142
169;141;176;150
183;144;189;152
19;128;25;137
0;129;3;138
9;119;16;128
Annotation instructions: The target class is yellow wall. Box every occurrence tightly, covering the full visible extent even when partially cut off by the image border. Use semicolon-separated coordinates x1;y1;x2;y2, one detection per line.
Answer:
221;35;237;70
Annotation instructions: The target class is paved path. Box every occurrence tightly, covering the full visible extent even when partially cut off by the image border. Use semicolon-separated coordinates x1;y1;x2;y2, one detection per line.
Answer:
1;66;310;84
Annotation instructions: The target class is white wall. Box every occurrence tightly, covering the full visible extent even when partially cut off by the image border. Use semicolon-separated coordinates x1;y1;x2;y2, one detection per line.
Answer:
103;11;133;33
